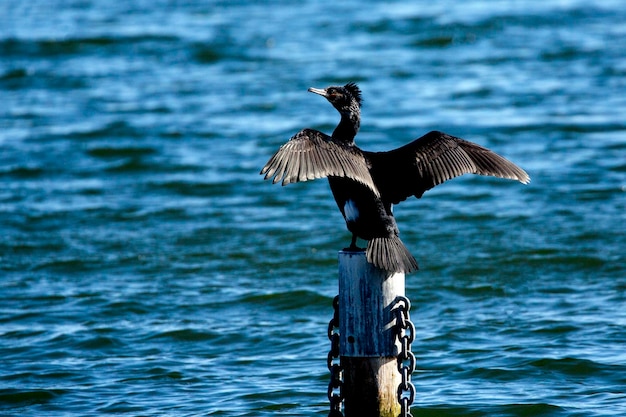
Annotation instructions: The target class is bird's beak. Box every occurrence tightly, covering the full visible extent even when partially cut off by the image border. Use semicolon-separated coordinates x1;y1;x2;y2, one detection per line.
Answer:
308;87;327;97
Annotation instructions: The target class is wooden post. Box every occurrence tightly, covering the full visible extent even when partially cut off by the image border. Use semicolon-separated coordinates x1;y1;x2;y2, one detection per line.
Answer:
338;250;402;417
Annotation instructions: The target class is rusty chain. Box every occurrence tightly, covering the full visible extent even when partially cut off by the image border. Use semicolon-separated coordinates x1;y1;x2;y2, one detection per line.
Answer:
394;296;416;417
327;295;344;417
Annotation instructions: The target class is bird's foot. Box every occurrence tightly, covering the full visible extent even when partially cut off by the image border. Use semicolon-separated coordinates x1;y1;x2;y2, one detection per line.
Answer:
342;243;365;252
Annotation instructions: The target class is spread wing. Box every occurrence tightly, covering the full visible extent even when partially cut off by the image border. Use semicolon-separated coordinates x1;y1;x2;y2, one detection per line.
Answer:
366;131;530;204
261;128;379;196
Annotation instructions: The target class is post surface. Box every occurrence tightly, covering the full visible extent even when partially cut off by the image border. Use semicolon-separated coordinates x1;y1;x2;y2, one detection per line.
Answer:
338;250;403;417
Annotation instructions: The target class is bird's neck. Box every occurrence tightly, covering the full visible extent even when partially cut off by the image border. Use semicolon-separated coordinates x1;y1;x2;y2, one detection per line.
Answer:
331;108;360;144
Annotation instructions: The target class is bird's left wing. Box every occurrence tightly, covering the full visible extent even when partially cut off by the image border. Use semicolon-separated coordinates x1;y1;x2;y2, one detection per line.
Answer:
366;131;530;204
261;129;379;196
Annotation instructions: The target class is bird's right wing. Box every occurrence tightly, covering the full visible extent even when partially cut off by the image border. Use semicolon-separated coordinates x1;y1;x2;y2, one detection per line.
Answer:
261;129;379;196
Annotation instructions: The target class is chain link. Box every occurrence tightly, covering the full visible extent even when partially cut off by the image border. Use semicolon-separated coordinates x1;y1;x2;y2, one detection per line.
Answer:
327;295;344;417
394;296;415;417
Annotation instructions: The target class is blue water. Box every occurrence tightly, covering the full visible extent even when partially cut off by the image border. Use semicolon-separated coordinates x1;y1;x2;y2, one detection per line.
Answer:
1;1;625;416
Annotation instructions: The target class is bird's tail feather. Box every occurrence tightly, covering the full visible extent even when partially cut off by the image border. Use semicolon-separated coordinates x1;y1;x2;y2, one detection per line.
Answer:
366;236;419;274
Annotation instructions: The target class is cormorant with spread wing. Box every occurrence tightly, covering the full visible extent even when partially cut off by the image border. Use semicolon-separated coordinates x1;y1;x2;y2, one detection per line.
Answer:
261;82;529;274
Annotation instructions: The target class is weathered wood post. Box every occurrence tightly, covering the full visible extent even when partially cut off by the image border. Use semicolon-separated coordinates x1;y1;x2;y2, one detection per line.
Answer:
338;249;403;417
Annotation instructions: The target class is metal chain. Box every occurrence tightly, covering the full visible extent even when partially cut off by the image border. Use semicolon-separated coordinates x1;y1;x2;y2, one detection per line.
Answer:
327;295;344;417
327;294;414;417
394;296;416;417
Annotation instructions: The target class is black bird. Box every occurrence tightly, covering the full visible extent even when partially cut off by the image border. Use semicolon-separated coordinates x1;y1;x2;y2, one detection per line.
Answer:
261;82;529;274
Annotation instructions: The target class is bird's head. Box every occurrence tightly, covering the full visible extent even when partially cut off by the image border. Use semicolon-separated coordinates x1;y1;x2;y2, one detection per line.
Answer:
308;82;362;112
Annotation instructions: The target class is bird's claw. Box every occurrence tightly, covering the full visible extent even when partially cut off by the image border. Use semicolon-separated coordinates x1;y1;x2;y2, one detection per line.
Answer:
343;243;364;252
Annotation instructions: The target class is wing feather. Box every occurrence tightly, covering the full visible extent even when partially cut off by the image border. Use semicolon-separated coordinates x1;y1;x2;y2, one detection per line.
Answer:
366;131;529;204
261;129;379;196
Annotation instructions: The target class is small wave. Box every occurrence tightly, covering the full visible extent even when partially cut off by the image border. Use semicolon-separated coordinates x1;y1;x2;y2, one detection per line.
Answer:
68;120;142;140
0;67;87;90
530;357;620;377
150;179;233;197
32;256;98;273
104;158;155;173
86;146;157;159
0;165;45;178
412;35;456;48
96;400;144;414
0;389;65;406
525;251;607;269
148;328;218;342
121;368;187;383
499;121;626;135
76;335;123;350
190;43;224;64
497;403;564;416
239;289;329;311
0;67;28;80
0;34;180;58
417;402;563;417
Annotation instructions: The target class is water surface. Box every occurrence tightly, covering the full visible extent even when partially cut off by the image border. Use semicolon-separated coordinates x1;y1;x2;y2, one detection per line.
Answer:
1;1;625;416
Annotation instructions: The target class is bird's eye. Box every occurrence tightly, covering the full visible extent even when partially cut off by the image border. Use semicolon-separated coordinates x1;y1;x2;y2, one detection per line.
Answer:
328;90;341;99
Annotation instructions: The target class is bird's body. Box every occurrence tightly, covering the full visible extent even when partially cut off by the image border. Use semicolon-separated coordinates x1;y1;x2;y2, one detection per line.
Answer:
261;82;529;273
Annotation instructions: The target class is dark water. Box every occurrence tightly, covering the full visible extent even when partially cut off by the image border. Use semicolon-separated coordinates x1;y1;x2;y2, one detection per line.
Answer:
1;1;625;416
